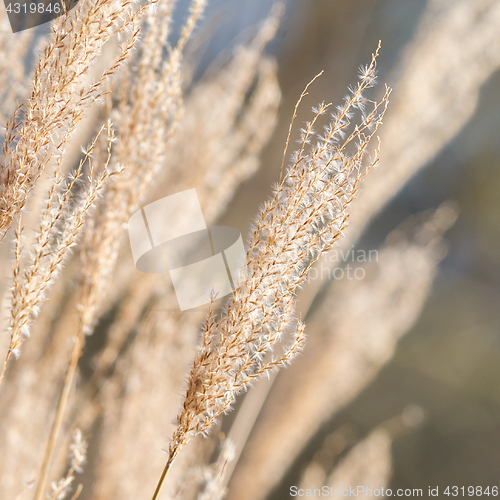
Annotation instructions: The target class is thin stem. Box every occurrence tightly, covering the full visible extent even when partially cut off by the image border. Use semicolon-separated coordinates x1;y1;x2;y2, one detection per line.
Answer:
33;125;115;500
278;71;324;186
0;351;12;389
151;445;181;500
0;218;23;391
34;326;85;500
70;484;83;500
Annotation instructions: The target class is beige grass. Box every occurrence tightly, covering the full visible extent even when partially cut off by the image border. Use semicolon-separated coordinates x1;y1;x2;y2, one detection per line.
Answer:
0;1;486;499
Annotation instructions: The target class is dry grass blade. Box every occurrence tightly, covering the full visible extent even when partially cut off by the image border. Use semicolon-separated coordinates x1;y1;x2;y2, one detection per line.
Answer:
32;124;118;500
0;0;149;242
0;124;119;387
151;45;390;499
80;16;279;499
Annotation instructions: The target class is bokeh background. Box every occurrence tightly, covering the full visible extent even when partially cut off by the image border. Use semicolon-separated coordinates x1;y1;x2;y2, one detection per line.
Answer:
1;0;500;498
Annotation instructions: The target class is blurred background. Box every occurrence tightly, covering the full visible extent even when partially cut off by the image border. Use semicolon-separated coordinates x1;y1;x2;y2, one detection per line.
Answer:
186;0;500;495
2;0;500;498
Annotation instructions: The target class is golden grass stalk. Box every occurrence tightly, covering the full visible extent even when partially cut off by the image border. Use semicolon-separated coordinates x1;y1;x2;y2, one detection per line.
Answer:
32;123;117;500
108;0;207;213
69;0;207;339
52;0;207;350
0;124;119;387
24;3;207;498
81;18;280;498
0;0;149;242
150;45;390;499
